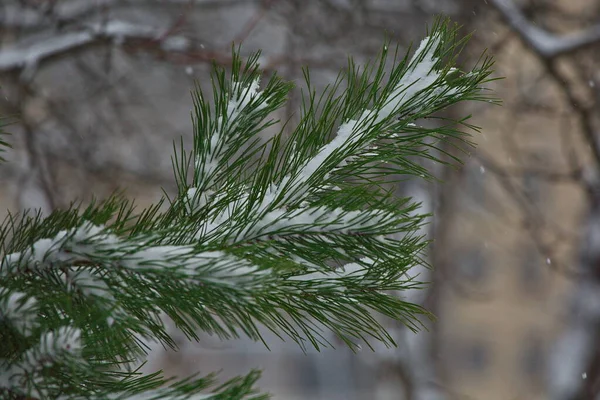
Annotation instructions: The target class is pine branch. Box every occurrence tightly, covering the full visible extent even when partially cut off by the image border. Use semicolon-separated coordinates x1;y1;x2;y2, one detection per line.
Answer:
0;17;496;400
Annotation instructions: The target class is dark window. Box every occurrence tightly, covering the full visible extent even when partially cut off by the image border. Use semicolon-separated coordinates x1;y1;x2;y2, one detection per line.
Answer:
523;172;541;204
522;151;550;211
520;333;546;387
523;171;543;207
295;356;321;394
464;164;486;206
446;337;490;373
458;247;488;284
444;336;491;377
519;245;545;295
462;341;490;371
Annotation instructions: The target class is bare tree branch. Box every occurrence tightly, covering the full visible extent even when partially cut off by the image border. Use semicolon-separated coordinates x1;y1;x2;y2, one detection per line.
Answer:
230;0;275;45
488;0;600;59
0;20;174;72
489;0;600;178
0;0;251;30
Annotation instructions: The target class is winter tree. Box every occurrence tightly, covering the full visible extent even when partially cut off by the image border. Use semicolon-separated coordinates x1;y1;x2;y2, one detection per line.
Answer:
0;19;495;400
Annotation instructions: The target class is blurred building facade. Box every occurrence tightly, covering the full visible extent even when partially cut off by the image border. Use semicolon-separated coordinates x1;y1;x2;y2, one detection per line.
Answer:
437;1;599;399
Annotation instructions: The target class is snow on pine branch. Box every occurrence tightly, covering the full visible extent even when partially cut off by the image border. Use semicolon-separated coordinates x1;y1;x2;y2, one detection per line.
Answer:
262;32;450;207
235;206;401;241
0;287;39;335
187;184;406;246
0;221;267;288
60;267;114;300
195;78;270;189
1;326;83;399
184;33;449;248
20;326;82;368
289;256;375;285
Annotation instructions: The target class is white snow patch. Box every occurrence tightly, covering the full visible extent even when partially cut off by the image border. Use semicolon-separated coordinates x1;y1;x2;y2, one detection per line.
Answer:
0;289;38;335
22;326;82;368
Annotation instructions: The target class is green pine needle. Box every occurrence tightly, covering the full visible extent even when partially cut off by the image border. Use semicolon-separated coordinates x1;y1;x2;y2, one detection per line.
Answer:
0;17;496;400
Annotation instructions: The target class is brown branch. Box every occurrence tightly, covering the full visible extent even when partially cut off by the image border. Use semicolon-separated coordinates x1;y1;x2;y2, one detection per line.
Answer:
0;17;341;78
0;20;173;72
546;60;600;192
154;0;196;42
475;152;582;279
0;0;252;30
231;0;275;45
489;0;600;173
488;0;600;59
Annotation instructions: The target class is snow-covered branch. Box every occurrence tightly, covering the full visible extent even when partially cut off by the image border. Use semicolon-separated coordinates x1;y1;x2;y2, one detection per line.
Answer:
0;0;121;29
0;288;39;336
264;32;450;207
195;78;270;188
0;20;187;73
0;221;266;287
489;0;600;59
490;0;600;187
1;326;83;399
0;18;496;400
0;0;245;29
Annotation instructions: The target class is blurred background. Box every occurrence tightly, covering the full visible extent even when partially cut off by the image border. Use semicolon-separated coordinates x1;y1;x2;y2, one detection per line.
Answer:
1;0;600;399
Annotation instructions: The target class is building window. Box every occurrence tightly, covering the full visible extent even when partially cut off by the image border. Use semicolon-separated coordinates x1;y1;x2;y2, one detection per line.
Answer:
464;163;486;206
295;356;321;394
518;244;545;295
523;171;542;207
457;247;488;284
520;333;546;388
462;341;490;372
522;151;550;212
446;337;491;374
